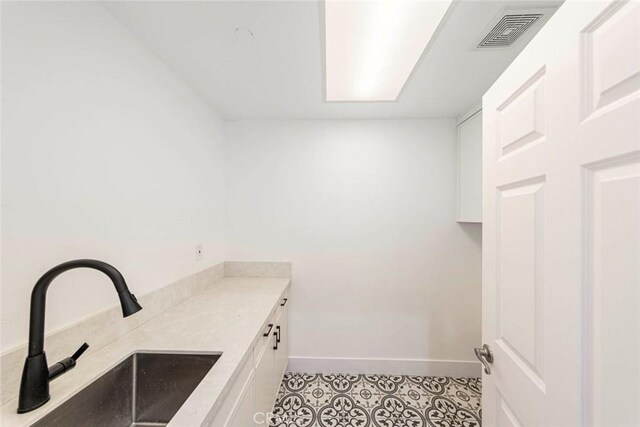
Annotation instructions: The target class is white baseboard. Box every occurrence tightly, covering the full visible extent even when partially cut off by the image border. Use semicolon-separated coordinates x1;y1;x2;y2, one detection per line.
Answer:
287;356;481;377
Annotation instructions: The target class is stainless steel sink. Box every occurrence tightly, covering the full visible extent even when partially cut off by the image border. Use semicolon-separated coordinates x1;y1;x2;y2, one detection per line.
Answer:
31;351;221;427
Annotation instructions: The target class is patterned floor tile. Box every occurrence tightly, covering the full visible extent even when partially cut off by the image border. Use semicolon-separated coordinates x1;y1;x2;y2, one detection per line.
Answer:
272;373;482;427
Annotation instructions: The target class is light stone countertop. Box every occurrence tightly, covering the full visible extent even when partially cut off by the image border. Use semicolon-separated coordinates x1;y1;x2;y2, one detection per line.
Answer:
1;277;291;427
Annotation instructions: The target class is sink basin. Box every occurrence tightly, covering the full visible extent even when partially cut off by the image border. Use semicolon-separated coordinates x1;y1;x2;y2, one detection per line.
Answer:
31;351;221;427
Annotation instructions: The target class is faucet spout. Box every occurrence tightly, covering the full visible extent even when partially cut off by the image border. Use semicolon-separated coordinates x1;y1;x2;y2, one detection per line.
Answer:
18;259;142;414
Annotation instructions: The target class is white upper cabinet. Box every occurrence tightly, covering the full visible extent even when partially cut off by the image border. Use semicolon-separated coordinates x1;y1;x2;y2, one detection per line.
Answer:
457;104;483;223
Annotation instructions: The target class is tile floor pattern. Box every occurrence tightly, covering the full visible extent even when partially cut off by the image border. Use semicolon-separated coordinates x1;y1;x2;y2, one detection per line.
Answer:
271;373;482;427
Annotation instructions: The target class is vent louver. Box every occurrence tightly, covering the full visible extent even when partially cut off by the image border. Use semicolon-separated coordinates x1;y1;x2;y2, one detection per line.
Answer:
478;13;543;48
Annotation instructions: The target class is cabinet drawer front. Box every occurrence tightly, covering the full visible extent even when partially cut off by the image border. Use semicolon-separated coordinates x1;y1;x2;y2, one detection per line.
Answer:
254;321;274;364
273;303;289;380
273;292;289;320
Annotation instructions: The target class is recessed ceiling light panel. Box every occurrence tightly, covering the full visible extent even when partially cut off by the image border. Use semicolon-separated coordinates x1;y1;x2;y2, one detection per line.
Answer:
325;0;452;102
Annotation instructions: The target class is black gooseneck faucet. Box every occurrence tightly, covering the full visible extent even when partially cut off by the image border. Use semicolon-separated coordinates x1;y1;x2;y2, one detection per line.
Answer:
17;259;142;414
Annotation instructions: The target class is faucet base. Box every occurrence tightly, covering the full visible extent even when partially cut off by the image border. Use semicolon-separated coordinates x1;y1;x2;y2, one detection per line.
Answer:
17;396;50;414
17;353;50;414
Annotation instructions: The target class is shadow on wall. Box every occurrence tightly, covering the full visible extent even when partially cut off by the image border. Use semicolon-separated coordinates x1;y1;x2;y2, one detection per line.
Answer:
458;223;482;249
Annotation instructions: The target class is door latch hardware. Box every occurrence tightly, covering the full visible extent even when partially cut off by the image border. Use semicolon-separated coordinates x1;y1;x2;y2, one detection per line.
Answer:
474;344;494;375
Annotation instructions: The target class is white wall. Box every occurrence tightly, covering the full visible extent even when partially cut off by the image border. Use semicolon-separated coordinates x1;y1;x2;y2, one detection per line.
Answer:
1;2;226;351
225;120;482;373
1;3;483;374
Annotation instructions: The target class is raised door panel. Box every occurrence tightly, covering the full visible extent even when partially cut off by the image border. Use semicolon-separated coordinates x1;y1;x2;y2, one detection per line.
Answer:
584;156;640;426
583;0;640;117
497;69;546;159
496;177;546;383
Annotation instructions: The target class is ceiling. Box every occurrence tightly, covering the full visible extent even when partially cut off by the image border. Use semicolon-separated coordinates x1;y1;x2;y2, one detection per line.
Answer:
105;1;562;120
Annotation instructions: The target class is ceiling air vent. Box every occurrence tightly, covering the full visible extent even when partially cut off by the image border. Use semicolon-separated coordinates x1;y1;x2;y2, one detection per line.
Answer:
478;13;543;48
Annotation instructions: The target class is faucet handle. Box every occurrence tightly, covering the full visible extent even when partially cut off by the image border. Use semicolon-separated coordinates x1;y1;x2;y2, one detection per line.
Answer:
48;342;90;381
71;342;89;361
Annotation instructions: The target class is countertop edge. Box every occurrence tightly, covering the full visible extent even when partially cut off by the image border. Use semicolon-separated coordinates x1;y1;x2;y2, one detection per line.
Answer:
175;280;291;427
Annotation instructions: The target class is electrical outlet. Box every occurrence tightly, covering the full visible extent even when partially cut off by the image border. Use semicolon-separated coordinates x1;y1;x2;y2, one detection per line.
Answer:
195;244;203;261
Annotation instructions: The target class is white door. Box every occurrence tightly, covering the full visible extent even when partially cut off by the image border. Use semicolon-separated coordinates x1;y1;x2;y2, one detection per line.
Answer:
481;0;640;425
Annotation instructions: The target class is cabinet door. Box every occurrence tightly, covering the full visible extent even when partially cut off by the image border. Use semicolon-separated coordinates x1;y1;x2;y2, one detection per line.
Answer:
227;372;256;427
457;110;483;223
207;356;254;427
254;334;275;426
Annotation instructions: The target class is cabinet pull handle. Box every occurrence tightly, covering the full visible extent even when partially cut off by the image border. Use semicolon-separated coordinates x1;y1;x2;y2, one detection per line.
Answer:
263;323;274;337
273;331;279;350
281;298;288;306
275;325;281;343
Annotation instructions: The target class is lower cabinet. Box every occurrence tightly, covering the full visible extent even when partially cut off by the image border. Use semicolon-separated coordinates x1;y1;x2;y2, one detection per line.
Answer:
209;293;289;427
